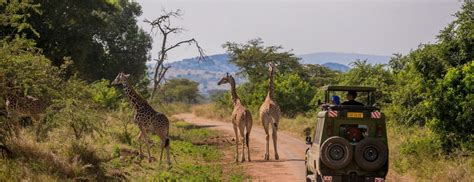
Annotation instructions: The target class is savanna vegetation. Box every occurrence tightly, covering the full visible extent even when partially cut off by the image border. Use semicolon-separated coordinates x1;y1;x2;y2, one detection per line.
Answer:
194;2;473;181
1;0;472;181
0;0;244;180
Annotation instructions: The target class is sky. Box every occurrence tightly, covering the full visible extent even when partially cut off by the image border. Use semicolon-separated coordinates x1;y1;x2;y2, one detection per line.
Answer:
134;0;463;63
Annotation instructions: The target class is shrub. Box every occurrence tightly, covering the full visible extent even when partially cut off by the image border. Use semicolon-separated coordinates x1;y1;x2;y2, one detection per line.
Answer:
90;79;121;110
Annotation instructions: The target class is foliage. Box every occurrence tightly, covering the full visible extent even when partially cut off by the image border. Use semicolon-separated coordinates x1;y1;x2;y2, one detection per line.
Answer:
223;38;303;83
386;2;473;153
340;60;395;104
301;64;341;87
90;79;121;110
216;73;315;117
19;0;152;82
45;78;103;140
427;61;474;152
157;78;200;104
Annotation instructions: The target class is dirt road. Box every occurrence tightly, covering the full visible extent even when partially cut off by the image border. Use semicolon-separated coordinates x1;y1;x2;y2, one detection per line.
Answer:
173;113;307;181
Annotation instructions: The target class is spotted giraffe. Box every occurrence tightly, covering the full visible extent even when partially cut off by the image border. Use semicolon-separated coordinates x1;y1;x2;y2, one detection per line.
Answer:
111;72;171;167
259;62;281;160
5;81;47;137
218;73;253;162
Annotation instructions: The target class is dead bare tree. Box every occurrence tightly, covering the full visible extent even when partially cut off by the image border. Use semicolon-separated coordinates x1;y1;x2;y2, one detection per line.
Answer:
145;9;206;100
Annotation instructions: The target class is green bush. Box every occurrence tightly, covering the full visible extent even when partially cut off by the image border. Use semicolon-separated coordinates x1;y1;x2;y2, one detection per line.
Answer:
427;61;474;152
45;78;104;140
90;79;121;110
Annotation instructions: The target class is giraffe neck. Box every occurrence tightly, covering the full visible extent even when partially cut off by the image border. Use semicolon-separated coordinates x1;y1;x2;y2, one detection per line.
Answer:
122;81;149;111
229;77;240;105
266;68;274;99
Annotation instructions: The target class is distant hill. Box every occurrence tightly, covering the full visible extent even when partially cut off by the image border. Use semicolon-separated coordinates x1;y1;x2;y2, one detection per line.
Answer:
147;52;390;95
299;52;391;66
321;62;350;72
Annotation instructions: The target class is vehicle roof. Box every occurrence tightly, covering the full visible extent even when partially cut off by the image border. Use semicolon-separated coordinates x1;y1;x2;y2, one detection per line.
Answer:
322;85;377;91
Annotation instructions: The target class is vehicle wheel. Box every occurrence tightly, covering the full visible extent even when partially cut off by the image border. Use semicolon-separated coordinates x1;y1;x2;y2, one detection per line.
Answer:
320;136;353;170
354;138;388;171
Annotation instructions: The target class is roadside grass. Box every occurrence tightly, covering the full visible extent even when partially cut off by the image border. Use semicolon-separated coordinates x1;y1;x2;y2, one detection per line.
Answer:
192;103;474;181
386;122;473;181
0;106;248;181
104;120;247;181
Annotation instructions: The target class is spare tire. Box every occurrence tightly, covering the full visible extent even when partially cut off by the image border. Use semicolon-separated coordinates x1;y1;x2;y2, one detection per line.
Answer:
354;138;388;171
320;136;353;170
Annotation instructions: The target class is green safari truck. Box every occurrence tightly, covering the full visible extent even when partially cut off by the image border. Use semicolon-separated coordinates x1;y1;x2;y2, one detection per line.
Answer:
305;86;388;182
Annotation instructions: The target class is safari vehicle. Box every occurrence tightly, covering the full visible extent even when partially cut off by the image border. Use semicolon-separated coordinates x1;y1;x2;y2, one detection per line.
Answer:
305;86;388;182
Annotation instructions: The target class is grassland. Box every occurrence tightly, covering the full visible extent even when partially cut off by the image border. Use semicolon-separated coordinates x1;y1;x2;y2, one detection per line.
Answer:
0;103;247;181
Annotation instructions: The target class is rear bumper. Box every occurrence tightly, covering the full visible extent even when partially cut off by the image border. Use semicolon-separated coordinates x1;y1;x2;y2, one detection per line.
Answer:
320;175;385;182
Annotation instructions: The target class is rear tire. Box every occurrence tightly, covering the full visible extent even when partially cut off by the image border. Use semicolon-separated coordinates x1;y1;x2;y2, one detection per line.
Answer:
320;136;353;170
354;138;388;171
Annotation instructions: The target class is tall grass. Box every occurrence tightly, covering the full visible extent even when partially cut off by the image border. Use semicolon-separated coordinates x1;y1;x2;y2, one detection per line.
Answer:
0;104;247;181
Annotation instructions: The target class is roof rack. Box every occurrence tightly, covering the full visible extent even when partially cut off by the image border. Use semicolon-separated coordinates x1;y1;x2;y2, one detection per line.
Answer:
322;85;376;92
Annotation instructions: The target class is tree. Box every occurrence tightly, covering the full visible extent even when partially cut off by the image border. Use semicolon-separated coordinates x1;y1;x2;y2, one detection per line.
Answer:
17;0;152;82
301;64;341;87
428;61;474;152
340;60;395;104
223;38;302;83
157;78;200;104
145;9;206;100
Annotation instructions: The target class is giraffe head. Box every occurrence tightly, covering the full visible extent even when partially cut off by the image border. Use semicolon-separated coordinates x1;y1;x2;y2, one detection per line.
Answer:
111;72;130;86
268;62;277;73
217;73;234;85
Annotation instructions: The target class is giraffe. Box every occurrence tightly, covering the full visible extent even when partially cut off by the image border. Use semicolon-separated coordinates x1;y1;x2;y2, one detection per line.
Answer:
5;81;47;137
259;62;281;160
218;73;253;162
111;72;171;167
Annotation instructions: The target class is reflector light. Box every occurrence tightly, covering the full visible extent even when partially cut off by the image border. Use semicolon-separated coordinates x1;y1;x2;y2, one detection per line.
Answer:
375;177;385;182
328;110;338;117
323;176;333;182
371;111;381;119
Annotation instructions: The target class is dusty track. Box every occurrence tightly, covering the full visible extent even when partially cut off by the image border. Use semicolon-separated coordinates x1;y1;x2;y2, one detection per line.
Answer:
173;113;307;181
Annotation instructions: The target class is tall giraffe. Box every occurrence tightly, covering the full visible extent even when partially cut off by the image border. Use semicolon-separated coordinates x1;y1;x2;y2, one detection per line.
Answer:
218;73;253;162
111;72;171;167
5;81;47;137
259;62;281;160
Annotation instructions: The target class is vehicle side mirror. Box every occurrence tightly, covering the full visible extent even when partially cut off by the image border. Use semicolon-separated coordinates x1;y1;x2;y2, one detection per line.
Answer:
305;136;312;145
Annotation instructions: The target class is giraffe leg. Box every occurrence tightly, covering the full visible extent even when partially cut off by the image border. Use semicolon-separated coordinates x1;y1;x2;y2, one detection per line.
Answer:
272;120;279;160
136;131;144;158
233;124;239;163
239;124;246;162
166;139;171;169
245;112;252;162
262;115;270;160
141;132;154;162
246;129;251;162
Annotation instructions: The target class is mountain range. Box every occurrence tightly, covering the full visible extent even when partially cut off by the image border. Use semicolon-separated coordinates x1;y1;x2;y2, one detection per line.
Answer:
147;52;391;95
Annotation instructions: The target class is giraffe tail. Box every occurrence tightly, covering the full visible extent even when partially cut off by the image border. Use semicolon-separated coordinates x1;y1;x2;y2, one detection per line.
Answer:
272;118;278;130
164;138;170;148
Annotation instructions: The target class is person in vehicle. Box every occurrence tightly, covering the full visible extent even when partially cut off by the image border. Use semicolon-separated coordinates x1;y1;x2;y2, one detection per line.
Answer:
341;90;364;105
331;95;340;105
